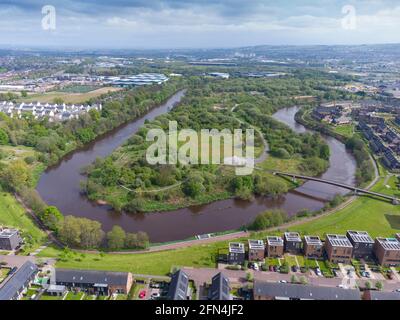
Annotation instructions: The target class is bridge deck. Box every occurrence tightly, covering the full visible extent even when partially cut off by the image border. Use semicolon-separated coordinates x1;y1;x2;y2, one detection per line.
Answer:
272;171;398;203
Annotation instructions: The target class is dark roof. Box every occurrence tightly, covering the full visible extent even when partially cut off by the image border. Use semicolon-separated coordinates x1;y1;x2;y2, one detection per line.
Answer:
0;261;38;300
346;230;374;244
254;281;361;300
168;270;189;300
368;290;400;300
208;272;231;301
55;269;129;286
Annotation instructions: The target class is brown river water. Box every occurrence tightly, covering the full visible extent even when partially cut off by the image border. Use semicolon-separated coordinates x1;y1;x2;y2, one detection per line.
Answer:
37;92;356;243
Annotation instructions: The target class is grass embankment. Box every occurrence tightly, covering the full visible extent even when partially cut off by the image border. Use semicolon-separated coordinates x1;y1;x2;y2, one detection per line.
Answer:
38;243;224;275
0;192;46;249
17;87;121;104
0;145;47;252
290;175;400;238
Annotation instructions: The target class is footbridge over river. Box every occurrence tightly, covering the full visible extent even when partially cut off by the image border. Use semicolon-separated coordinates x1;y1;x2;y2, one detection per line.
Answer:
265;170;399;205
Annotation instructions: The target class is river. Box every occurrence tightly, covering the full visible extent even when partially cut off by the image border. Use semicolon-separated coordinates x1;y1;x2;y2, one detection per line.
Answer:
37;95;357;243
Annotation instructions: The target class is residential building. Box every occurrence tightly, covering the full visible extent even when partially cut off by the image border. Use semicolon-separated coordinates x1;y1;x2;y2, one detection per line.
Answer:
346;230;374;260
0;228;23;251
382;149;400;171
363;290;400;301
55;269;133;295
373;238;400;266
208;272;231;301
253;281;360;300
324;234;353;264
303;236;323;258
248;240;265;262
0;261;38;300
228;243;245;265
284;232;302;254
266;236;284;257
0;101;101;121
168;270;189;300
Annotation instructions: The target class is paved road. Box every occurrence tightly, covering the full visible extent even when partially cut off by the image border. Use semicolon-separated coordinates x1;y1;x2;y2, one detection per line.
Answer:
181;266;400;293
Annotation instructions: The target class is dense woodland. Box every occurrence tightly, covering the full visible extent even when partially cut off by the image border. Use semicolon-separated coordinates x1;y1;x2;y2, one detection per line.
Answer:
84;74;347;213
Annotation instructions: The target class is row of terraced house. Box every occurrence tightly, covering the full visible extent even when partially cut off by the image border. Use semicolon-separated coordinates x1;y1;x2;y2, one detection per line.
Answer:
0;101;102;121
228;232;400;266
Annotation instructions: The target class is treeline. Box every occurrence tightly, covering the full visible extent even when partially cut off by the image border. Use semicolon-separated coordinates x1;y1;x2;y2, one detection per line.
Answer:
248;210;289;231
58;216;149;250
0;81;182;166
14;185;150;250
345;136;375;185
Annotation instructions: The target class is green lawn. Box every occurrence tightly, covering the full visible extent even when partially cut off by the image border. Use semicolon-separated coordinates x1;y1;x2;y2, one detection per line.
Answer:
38;241;223;275
333;124;355;138
39;294;63;300
284;255;298;268
65;292;85;300
290;176;400;238
0;192;47;252
259;155;303;174
304;258;319;269
265;257;280;267
0;268;10;284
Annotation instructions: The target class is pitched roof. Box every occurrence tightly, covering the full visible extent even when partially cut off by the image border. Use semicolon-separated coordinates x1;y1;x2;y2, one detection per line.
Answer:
254;281;361;300
368;290;400;301
55;269;129;286
167;270;189;300
0;261;38;300
208;272;231;301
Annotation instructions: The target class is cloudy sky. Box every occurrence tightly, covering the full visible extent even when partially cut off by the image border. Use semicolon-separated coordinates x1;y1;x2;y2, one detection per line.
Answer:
1;0;400;49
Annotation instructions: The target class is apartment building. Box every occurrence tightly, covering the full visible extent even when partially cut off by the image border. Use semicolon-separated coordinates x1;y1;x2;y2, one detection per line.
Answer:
0;228;23;251
228;243;246;265
346;230;374;260
284;232;302;254
373;238;400;266
303;236;323;258
325;234;353;264
248;240;265;262
266;236;284;258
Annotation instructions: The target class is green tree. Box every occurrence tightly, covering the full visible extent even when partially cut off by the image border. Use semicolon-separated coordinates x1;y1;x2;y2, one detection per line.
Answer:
0;160;31;191
39;206;64;231
0;128;9;145
58;216;104;249
107;226;126;250
53;97;64;105
375;281;383;291
182;174;205;198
